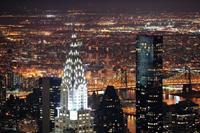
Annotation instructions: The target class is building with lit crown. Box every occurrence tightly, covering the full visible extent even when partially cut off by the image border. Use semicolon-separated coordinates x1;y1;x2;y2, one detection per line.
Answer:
136;34;163;132
54;34;93;133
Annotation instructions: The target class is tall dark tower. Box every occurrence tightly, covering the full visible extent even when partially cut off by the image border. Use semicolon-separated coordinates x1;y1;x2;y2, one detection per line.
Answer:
136;34;163;132
0;75;6;105
38;77;61;133
5;48;14;89
95;86;127;133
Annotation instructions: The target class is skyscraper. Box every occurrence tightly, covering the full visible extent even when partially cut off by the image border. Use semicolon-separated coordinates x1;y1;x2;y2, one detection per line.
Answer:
38;77;61;133
136;34;163;132
0;75;6;105
95;86;127;133
170;100;200;132
55;34;93;133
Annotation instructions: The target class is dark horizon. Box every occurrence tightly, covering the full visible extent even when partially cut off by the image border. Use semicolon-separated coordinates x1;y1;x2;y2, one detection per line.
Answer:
1;0;200;12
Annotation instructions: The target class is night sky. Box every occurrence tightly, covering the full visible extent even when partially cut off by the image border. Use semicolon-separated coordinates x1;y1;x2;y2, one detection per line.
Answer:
1;0;200;12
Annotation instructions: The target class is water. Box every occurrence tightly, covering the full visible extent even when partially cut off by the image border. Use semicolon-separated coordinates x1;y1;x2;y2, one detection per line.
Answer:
163;94;185;105
127;115;136;133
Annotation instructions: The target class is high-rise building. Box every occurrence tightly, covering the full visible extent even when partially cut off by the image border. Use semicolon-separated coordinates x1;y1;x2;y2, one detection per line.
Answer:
95;86;127;133
55;34;93;133
89;91;99;111
5;71;14;89
38;77;61;133
136;34;163;132
170;100;200;132
4;48;14;89
0;75;6;105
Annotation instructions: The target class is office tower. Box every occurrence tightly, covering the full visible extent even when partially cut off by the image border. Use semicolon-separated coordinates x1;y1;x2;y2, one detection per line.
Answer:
95;86;127;133
5;71;14;89
170;100;200;132
162;103;171;133
136;34;163;132
0;75;6;105
89;91;99;111
5;72;23;90
4;48;14;89
13;73;23;89
26;88;40;119
39;77;61;133
55;34;93;133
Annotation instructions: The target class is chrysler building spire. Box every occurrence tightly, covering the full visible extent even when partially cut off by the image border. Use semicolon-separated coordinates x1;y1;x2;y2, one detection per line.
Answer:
54;34;93;133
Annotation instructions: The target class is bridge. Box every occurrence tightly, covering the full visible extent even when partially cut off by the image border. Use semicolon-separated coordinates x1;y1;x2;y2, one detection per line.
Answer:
87;72;135;91
163;70;200;85
88;69;200;92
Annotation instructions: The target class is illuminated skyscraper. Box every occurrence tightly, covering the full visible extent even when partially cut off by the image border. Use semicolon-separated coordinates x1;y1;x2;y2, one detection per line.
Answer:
136;34;163;132
55;34;93;133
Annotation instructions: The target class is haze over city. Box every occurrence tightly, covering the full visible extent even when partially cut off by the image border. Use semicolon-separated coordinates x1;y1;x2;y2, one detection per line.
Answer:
1;0;200;11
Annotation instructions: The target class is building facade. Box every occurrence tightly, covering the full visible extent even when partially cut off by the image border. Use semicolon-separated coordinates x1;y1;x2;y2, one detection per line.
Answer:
0;75;6;105
55;34;93;133
95;86;127;133
39;77;61;133
170;100;200;132
136;34;163;132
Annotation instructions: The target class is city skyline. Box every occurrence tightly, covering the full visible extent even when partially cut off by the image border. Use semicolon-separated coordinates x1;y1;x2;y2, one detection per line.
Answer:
0;1;200;132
